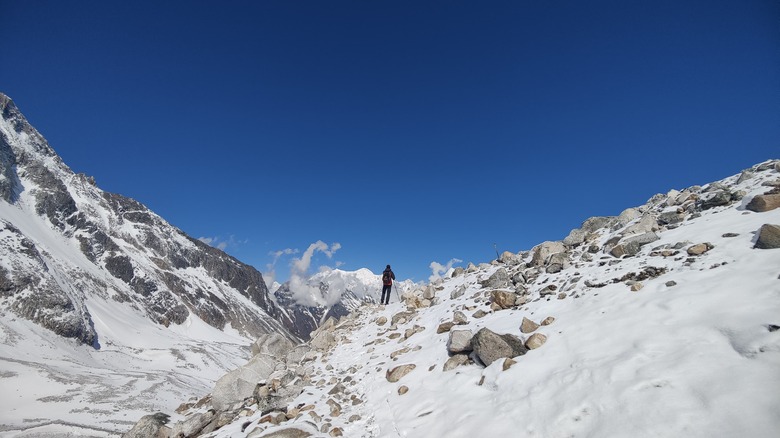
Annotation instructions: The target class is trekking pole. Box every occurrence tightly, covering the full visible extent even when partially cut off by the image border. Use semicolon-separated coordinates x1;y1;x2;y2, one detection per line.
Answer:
393;283;401;302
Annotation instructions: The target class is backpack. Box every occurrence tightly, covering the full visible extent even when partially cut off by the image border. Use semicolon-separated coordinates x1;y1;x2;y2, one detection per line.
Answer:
382;270;392;286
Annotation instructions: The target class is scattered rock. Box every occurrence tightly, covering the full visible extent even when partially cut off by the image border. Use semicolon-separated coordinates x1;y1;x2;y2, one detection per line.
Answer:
541;316;555;326
539;284;558;296
687;243;714;256
472;309;488;319
447;329;474;354
453;311;468;325
666;281;677;287
398;386;409;395
443;354;470;371
630;282;643;292
391;311;416;325
520;317;539;334
123;413;171;438
525;333;547;350
471;328;528;367
481;268;511;289
376;316;388;326
746;194;780;212
386;364;416;382
754;224;780;249
503;358;517;370
491;290;517;309
437;322;455;334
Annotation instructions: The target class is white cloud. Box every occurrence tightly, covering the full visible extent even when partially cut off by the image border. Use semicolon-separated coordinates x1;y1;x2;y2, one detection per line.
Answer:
264;241;343;307
429;258;463;282
199;235;244;251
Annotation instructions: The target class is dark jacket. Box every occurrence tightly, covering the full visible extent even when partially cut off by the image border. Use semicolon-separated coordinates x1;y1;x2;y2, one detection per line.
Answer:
382;268;395;285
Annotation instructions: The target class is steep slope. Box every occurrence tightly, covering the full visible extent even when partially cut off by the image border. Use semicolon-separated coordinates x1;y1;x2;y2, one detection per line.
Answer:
151;160;780;438
0;93;300;435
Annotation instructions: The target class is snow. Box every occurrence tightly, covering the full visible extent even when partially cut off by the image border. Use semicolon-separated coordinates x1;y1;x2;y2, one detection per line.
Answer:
207;163;780;438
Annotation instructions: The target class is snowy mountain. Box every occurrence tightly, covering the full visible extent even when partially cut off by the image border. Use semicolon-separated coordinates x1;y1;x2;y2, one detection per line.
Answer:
0;93;309;435
131;160;780;438
271;268;419;339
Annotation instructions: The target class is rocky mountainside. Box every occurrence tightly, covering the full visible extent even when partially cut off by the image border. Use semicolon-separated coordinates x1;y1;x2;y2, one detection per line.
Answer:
128;160;780;438
0;92;299;344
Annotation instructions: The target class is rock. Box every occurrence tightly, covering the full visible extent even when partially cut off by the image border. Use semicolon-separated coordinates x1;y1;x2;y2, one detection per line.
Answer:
481;268;511;289
754;224;780;249
451;285;467;299
466;262;478;273
471;328;527;367
520;317;539;334
630;282;643;292
398;386;409;395
557;292;567;300
253;427;315;437
443;354;470;371
376;316;388;326
491;290;517;309
539;284;558;297
250;333;296;360
212;354;278;411
545;252;571;273
169;410;215;438
541;316;555;326
531;241;566;267
451;267;465;277
503;358;517;371
687;243;714;256
310;329;337;352
447;329;474;354
453;310;468;325
525;333;547;350
515;294;528;306
658;210;686;225
392;311;416;325
423;286;436;300
699;189;733;210
437;322;455;333
472;309;488;319
123;413;171;438
722;233;739;238
330;427;344;437
666;281;677;287
499;251;522;265
747;194;780;213
386;364;416;382
623;215;658;235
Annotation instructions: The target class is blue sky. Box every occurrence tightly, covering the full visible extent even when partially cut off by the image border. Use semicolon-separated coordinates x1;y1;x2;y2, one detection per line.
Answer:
1;1;778;283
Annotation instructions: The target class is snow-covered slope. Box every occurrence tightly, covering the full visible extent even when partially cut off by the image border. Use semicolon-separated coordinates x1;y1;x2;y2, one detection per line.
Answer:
0;93;302;436
157;160;780;438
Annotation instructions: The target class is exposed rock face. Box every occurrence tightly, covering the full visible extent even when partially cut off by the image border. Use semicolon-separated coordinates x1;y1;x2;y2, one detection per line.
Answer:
0;93;304;344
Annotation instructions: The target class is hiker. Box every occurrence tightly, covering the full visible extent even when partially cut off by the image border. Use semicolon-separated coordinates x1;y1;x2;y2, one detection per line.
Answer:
381;264;395;305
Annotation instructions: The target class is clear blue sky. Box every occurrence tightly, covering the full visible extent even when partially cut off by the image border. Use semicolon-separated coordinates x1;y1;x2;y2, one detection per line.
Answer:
1;1;778;283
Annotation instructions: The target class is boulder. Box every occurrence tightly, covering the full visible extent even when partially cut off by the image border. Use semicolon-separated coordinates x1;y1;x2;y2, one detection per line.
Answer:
481;268;511;289
699;189;733;210
251;333;296;360
687;243;714;256
615;208;642;229
520;317;539;334
310;330;337;352
531;241;566;267
453;311;468;325
541;316;555;326
658;210;686;225
451;267;465;278
491;290;517;309
391;311;416;325
169;410;215;438
437;322;455;334
755;224;780;249
545;252;570;273
471;328;527;367
499;251;522;265
447;329;474;354
123;413;171;438
451;285;467;299
211;354;278;411
525;333;547;350
623;215;658;235
443;354;470;372
610;232;660;258
747;194;780;213
386;364;416;382
376;316;388;326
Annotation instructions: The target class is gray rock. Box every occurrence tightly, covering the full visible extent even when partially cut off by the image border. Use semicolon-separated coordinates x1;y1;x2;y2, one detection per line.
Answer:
451;285;467;300
453;311;468;325
658;210;686;225
447;329;474;354
755;224;780;249
391;311;416;325
499;251;522;265
123;413;171;438
623;215;658;235
169;410;215;438
480;268;511;289
451;267;465;278
699;189;733;210
525;333;547;350
545;252;570;273
211;354;278;411
471;328;527;367
251;333;296;360
531;241;566;267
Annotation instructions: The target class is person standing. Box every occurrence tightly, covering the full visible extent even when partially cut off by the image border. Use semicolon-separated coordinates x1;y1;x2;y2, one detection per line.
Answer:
381;264;395;305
